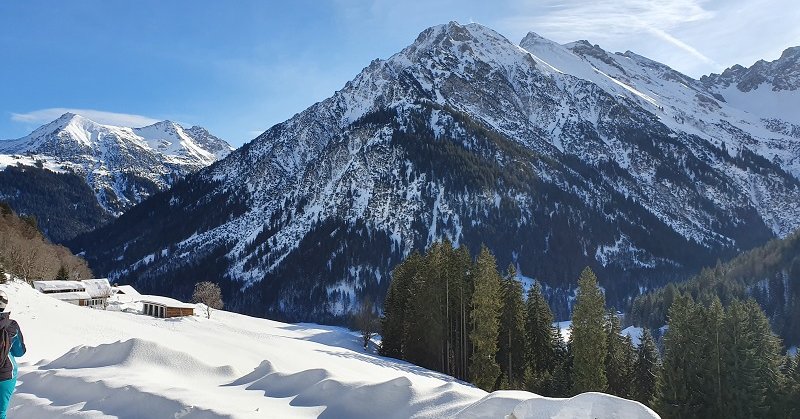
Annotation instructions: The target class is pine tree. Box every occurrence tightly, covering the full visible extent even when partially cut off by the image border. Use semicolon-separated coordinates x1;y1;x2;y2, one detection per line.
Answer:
55;264;69;280
0;264;6;284
380;250;422;358
700;298;725;419
407;243;447;371
469;245;503;391
525;282;555;375
498;264;525;388
656;296;789;419
451;244;473;381
719;300;765;419
656;295;705;419
632;328;659;407
550;327;572;397
570;267;608;394
605;312;634;398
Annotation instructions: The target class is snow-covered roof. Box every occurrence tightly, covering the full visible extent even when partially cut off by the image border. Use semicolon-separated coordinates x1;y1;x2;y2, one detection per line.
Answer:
32;280;85;293
139;295;195;309
81;279;112;298
112;285;141;297
50;291;92;301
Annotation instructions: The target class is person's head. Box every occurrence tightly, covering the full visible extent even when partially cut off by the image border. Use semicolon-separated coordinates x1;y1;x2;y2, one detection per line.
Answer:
0;290;7;312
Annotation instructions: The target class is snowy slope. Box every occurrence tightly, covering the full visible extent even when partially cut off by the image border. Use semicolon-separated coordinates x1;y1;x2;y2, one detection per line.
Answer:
3;281;658;419
0;113;232;215
520;36;800;178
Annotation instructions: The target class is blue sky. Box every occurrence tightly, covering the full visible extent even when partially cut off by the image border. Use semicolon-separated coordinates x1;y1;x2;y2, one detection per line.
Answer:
1;0;797;147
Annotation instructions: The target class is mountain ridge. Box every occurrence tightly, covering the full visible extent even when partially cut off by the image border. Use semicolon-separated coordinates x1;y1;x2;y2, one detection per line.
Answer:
0;113;232;241
0;112;233;216
69;22;800;322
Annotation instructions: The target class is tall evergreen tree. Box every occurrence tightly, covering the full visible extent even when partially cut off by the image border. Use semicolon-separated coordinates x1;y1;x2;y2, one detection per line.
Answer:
656;295;706;419
549;325;572;397
450;244;473;381
605;312;634;398
498;264;526;388
570;267;608;394
380;250;422;358
469;245;503;391
523;280;557;395
700;299;725;418
525;282;555;374
632;328;659;407
718;300;765;419
656;297;789;419
407;242;447;371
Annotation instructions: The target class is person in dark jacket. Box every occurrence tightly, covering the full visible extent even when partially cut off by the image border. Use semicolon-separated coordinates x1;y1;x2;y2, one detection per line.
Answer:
0;290;25;419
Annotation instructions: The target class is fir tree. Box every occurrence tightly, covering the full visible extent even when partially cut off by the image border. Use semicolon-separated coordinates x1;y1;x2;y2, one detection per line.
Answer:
469;245;503;391
380;250;422;358
700;298;725;418
605;312;633;398
407;242;447;371
656;295;705;419
525;281;555;375
632;328;659;407
570;267;608;394
498;264;526;388
450;244;473;381
550;327;572;397
656;297;789;419
55;264;69;280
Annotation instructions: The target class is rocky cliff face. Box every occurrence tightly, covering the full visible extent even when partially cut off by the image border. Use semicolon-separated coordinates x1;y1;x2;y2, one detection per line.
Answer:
70;23;800;321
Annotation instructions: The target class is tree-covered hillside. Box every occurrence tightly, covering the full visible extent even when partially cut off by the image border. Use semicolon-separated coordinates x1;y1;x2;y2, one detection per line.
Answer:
0;201;93;282
0;165;110;242
630;229;800;346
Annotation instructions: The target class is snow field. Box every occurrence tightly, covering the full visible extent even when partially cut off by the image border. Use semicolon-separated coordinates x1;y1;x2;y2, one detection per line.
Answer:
3;281;658;418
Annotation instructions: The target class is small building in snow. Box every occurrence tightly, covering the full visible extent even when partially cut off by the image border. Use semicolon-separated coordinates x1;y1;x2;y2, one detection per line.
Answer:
140;295;195;318
33;280;85;294
49;291;93;306
82;278;113;308
33;278;113;308
112;285;141;297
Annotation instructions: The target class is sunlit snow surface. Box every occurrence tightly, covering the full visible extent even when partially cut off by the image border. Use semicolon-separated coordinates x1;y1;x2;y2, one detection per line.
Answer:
3;281;658;418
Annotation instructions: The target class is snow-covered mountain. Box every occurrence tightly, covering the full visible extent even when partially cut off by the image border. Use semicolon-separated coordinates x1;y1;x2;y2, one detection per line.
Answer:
71;22;800;321
4;280;658;418
0;112;232;216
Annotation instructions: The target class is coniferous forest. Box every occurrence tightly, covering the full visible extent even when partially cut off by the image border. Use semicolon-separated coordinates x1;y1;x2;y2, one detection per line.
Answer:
379;240;800;418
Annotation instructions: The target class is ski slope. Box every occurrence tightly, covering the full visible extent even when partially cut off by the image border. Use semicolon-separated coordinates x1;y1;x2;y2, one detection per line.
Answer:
2;281;658;418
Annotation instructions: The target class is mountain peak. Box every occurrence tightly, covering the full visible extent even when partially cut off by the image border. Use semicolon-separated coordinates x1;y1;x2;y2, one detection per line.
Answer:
52;112;94;128
407;21;510;53
142;119;182;130
778;45;800;62
702;44;800;92
520;31;553;46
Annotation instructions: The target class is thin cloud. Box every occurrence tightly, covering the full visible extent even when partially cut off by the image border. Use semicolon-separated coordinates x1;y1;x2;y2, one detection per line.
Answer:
644;26;715;65
11;108;161;127
498;0;716;63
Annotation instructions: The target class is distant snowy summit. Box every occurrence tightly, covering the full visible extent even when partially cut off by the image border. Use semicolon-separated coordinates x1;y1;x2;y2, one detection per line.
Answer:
0;112;233;216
